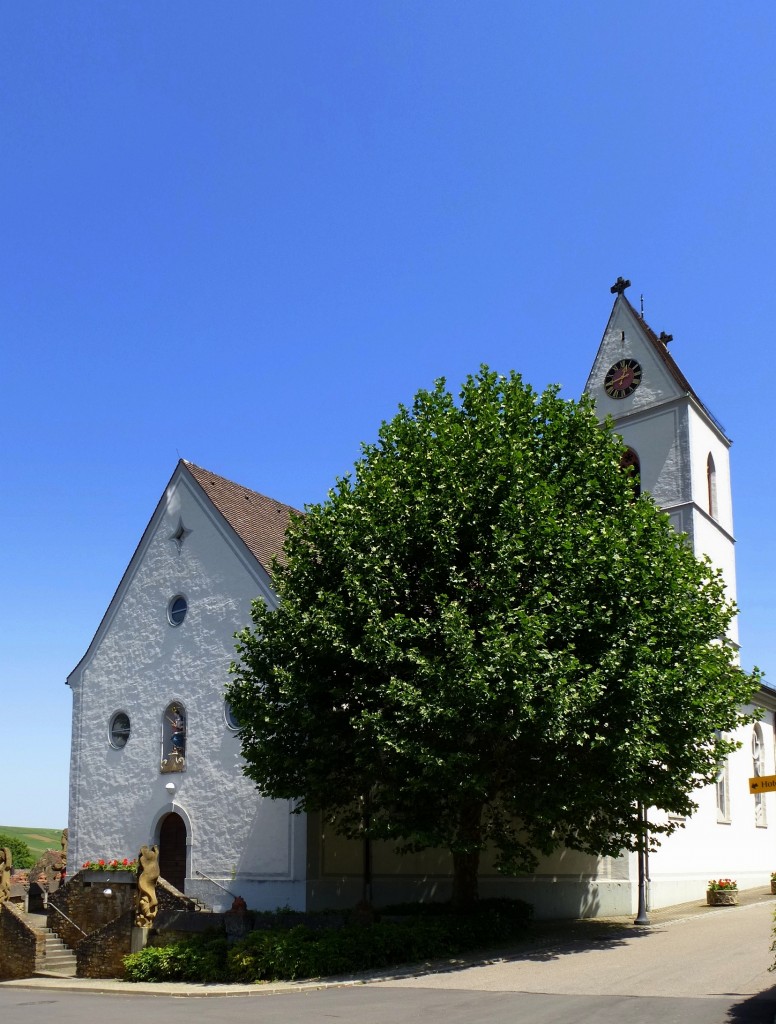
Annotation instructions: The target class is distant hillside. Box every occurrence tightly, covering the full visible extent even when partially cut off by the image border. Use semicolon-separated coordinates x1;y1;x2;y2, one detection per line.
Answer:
0;826;64;860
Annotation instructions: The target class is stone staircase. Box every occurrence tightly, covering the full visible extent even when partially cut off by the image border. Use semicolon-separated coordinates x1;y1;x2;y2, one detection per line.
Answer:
21;912;78;978
36;926;78;977
188;896;213;913
157;877;214;914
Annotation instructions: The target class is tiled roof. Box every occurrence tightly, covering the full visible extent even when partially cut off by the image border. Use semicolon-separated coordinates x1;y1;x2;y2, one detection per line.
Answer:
619;294;727;436
183;461;300;575
620;294;696;396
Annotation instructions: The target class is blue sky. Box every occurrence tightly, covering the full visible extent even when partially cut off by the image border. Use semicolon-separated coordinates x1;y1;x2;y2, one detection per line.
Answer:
2;2;775;829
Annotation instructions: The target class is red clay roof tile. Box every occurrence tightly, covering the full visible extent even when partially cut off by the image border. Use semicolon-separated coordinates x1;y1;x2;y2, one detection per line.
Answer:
183;461;300;575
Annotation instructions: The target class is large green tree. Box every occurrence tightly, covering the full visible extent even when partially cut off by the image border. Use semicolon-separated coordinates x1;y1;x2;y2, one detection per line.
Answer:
228;369;759;907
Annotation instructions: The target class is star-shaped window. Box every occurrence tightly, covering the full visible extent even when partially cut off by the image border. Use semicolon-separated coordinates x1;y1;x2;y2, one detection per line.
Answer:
170;518;191;552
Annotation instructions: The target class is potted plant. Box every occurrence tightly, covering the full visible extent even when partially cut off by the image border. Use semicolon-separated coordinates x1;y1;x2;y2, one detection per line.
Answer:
707;878;738;906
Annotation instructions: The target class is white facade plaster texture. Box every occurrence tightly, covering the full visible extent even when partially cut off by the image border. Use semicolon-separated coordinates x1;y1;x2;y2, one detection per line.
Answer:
67;469;307;912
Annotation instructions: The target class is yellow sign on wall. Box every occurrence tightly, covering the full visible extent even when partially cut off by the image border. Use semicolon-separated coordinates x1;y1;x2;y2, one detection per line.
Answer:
749;775;776;794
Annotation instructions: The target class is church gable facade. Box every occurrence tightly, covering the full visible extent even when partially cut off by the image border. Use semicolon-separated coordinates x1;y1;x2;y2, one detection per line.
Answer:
66;460;308;912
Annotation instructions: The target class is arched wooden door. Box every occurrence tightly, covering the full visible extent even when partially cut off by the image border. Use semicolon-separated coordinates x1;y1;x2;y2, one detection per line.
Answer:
158;812;187;892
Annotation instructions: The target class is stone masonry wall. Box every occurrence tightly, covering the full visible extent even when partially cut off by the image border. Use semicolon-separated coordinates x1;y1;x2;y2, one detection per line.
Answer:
75;909;135;979
47;872;135;950
0;903;45;980
48;872;135;949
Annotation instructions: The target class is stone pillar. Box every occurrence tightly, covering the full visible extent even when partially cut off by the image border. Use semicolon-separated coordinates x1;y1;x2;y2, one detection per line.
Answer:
130;926;150;954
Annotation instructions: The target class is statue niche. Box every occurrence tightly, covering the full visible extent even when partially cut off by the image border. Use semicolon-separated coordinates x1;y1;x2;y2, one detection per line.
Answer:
161;702;186;773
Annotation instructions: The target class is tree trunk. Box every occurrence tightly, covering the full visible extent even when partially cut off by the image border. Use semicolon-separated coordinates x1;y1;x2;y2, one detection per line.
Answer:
451;801;484;911
451;848;481;911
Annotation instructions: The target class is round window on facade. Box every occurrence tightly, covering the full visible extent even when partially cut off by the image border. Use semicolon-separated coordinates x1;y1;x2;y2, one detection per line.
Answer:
109;711;131;749
224;701;241;731
167;595;188;626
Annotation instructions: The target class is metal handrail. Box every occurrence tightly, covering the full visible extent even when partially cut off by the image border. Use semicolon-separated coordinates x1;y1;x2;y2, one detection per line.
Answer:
48;901;87;937
194;870;238;900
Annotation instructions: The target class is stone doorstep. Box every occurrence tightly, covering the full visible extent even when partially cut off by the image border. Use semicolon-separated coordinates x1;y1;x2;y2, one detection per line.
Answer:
44;951;77;966
41;942;77;977
45;947;76;959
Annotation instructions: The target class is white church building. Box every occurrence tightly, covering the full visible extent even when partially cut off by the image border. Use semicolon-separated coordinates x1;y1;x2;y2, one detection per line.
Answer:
66;285;776;918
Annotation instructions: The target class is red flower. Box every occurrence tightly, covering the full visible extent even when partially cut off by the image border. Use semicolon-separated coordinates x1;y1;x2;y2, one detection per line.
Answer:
98;859;105;866
122;858;129;866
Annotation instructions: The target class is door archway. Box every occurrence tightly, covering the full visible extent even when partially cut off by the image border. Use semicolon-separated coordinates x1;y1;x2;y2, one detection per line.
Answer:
158;811;187;892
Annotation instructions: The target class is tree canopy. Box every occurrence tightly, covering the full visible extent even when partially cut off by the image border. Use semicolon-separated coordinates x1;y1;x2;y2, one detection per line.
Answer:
0;833;34;870
228;368;759;906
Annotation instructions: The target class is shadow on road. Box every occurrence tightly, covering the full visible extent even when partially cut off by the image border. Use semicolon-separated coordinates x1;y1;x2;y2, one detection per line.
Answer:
725;988;776;1024
503;918;662;963
358;920;654;983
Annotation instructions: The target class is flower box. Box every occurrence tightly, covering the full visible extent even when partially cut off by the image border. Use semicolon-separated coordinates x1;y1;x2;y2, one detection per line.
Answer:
81;870;136;885
706;889;738;906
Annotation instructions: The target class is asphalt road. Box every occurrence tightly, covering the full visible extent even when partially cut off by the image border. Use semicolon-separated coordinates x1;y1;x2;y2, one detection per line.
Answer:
2;896;776;1024
0;986;771;1024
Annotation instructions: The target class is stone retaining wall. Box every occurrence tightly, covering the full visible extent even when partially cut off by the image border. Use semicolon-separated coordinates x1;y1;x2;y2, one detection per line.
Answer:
75;909;135;979
0;903;44;979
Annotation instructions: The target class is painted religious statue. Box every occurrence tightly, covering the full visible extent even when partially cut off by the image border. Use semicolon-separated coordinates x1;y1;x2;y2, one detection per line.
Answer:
161;702;187;773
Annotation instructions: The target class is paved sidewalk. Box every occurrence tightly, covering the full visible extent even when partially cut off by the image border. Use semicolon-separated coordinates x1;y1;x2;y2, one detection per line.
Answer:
382;888;776;1000
2;887;774;998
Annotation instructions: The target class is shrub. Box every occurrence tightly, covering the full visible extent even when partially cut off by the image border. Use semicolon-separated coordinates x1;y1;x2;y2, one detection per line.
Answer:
123;898;533;984
123;933;228;983
227;898;532;982
226;918;453;982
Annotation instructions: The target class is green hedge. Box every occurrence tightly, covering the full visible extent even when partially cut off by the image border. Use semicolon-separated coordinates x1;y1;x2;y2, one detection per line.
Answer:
123;899;532;984
122;935;228;983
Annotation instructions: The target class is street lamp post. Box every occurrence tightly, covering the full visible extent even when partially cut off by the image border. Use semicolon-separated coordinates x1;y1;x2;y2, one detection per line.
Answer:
634;801;650;925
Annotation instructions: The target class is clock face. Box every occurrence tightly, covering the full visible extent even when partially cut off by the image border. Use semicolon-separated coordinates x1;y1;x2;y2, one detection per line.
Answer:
604;359;642;399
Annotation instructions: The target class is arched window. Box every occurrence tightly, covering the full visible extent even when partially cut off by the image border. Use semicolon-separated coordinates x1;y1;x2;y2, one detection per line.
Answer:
753;724;767;827
707;454;718;518
620;447;641;498
715;731;730;823
161;702;187;774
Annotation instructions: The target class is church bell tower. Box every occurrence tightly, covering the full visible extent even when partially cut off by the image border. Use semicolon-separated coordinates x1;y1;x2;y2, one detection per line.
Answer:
584;278;738;646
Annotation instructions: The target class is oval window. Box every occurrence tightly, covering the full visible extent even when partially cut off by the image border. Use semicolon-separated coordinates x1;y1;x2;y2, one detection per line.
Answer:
109;711;131;749
224;701;241;731
167;595;188;626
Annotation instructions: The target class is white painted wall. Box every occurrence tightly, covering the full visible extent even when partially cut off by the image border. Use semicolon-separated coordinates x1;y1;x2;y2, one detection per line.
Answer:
642;706;775;911
67;466;307;912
